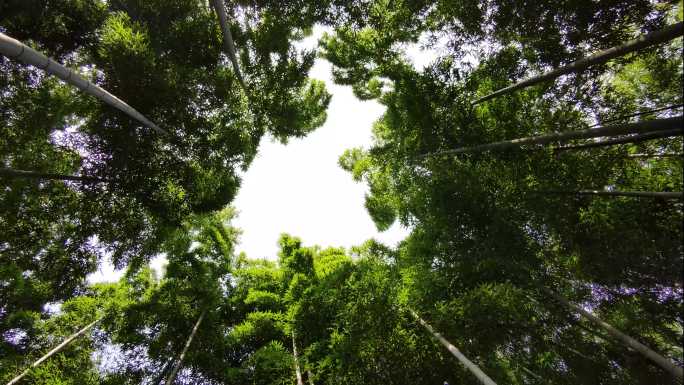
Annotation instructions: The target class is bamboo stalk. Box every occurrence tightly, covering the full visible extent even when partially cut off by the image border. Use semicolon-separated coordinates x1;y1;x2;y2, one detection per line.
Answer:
624;153;682;158
6;318;101;385
409;308;498;385
292;332;305;385
429;116;682;157
553;127;682;152
591;103;684;127
0;168;107;183
0;32;166;135
211;0;247;92
472;23;684;105
164;309;207;385
544;288;684;380
535;190;683;199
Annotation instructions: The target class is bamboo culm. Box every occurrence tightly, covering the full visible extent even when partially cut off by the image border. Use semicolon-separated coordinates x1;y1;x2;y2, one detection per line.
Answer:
0;168;107;183
590;103;684;127
409;308;498;385
427;116;682;157
544;288;684;380
164;309;207;385
535;190;683;200
554;127;682;152
6;318;101;385
472;22;684;104
292;333;305;385
624;153;682;158
0;32;166;135
211;0;247;92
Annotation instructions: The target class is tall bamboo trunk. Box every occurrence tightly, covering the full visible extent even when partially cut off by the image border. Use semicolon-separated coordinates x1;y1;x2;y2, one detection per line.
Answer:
0;33;165;135
428;116;682;157
0;168;107;183
164;309;207;385
544;288;684;380
534;190;683;200
210;0;247;91
6;317;101;385
292;333;304;385
408;308;498;385
554;128;682;152
306;370;315;385
472;22;684;104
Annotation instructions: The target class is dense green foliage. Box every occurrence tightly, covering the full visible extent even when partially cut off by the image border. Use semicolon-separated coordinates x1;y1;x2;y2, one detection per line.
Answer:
1;0;330;358
1;0;682;384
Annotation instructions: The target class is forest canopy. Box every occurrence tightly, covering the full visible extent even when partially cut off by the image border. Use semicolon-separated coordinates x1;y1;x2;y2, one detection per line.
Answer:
0;0;682;384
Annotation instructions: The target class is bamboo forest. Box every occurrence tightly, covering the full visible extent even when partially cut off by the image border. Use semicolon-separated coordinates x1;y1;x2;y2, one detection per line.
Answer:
1;0;684;384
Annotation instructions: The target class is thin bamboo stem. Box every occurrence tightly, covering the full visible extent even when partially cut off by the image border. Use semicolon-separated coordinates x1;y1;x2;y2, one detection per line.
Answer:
428;116;682;157
409;308;498;385
472;23;684;104
535;190;683;199
164;309;207;385
591;103;684;127
554;128;682;152
0;168;107;183
544;288;683;380
292;332;304;385
6;318;101;385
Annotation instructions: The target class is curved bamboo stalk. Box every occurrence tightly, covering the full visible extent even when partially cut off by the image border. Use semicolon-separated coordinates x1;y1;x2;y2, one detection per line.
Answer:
164;309;207;385
0;32;166;135
0;168;107;183
409;308;498;385
554;128;682;152
6;317;102;385
535;190;683;199
543;288;684;380
211;0;247;92
427;116;682;157
472;22;684;105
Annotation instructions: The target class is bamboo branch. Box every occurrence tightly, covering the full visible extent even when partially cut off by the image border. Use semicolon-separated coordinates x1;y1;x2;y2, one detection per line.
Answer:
472;23;684;105
6;318;101;385
409;308;498;385
0;33;166;135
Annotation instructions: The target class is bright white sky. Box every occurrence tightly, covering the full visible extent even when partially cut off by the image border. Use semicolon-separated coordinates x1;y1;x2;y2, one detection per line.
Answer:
88;26;444;282
232;28;409;259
